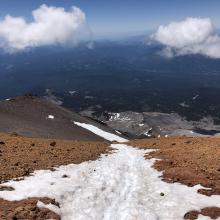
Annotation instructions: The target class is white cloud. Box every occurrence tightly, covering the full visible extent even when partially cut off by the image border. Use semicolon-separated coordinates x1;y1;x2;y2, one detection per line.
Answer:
0;4;87;52
152;17;220;58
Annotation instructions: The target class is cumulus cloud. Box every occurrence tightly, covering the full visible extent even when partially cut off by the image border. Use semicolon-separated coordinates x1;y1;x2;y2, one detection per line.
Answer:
152;17;220;58
0;4;87;52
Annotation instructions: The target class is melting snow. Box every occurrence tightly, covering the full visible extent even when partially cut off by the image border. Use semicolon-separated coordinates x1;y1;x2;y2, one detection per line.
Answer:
0;144;220;220
74;122;128;142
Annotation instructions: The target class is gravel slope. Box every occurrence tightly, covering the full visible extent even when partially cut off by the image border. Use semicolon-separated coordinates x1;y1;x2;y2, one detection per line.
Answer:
0;95;122;141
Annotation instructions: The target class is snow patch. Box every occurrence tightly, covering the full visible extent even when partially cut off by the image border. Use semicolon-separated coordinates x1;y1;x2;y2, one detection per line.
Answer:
1;144;220;220
109;113;131;122
115;130;122;135
37;201;60;215
144;128;152;137
192;94;199;100
179;102;190;108
197;215;213;220
74;122;128;142
69;91;77;95
47;115;54;120
109;113;120;121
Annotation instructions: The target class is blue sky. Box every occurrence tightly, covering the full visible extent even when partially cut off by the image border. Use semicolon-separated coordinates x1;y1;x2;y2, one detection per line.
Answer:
0;0;219;38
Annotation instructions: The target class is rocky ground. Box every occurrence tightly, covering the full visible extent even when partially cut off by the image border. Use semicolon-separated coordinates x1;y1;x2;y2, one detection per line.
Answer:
0;95;122;141
0;133;109;182
0;197;61;220
98;111;220;138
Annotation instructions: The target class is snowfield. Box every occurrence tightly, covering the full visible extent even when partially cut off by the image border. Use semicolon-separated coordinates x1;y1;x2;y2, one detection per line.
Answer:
74;121;128;142
1;144;220;220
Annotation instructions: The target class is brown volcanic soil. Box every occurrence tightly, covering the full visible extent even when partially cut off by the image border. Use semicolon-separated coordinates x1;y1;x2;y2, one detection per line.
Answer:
130;137;220;219
0;197;60;220
0;132;109;219
0;132;109;182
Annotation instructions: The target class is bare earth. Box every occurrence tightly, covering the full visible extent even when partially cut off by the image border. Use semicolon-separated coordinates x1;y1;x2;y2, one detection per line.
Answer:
0;95;117;141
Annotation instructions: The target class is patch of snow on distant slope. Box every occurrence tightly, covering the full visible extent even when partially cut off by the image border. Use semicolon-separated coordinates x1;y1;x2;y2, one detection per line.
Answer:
47;115;54;120
109;113;131;121
192;94;199;100
1;144;220;220
74;122;128;142
109;113;120;121
69;91;77;95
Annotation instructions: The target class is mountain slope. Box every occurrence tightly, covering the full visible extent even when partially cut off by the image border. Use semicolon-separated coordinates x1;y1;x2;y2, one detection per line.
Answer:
0;95;122;141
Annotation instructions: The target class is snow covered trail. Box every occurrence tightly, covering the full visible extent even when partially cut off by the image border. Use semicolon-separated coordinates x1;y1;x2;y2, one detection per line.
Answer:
1;144;220;220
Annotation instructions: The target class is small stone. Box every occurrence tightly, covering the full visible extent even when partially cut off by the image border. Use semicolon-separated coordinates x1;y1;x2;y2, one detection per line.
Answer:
0;141;5;145
62;174;69;178
10;132;19;137
160;192;165;196
12;216;18;220
50;168;56;172
0;186;14;191
24;204;33;211
50;141;56;147
15;206;24;213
